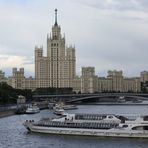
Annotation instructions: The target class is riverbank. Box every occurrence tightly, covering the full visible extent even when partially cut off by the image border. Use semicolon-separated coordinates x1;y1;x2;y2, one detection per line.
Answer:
0;109;15;118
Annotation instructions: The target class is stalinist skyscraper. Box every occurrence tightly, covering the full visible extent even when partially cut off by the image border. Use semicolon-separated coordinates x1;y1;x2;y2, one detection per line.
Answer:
35;9;76;88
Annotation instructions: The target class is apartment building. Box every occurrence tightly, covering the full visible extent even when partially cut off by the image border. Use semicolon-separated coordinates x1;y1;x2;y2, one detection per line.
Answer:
35;9;75;88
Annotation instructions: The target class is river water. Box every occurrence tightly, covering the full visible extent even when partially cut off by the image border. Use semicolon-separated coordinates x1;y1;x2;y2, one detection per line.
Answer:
0;105;148;148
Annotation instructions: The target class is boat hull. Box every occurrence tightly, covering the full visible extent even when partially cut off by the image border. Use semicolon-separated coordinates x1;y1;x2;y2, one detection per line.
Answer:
25;110;40;114
26;125;148;138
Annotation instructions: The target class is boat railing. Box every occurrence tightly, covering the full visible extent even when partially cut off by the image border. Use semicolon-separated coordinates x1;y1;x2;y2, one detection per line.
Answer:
75;114;108;121
34;120;119;130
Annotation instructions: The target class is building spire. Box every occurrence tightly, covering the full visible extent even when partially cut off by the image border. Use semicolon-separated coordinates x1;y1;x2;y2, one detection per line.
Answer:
55;9;58;25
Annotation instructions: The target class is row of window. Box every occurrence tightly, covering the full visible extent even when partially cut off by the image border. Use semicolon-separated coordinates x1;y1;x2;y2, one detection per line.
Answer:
51;43;58;47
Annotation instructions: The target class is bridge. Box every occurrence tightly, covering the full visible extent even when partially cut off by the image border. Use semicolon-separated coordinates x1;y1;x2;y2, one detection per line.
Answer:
66;95;148;103
33;93;148;103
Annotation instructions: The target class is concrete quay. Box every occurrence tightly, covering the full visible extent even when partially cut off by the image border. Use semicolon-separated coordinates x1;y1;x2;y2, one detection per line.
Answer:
0;109;15;118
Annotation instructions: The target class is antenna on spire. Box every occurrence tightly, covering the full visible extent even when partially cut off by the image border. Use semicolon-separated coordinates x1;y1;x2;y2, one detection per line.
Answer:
55;9;58;25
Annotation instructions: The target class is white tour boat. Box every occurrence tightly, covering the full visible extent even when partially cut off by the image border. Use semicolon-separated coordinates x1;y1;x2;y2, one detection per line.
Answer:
62;104;78;110
53;108;66;116
26;104;40;114
23;113;148;138
53;103;78;110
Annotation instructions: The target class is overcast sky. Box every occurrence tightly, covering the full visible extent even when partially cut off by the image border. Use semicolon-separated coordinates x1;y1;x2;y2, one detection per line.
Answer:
0;0;148;77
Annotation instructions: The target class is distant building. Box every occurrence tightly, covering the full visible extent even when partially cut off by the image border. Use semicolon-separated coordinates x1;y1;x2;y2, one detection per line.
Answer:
11;68;25;89
24;76;36;90
0;70;5;81
107;70;123;92
9;68;36;90
99;70;140;93
81;67;98;93
73;76;81;93
35;9;76;88
98;77;113;92
140;71;148;83
123;78;141;93
140;71;148;92
8;67;141;93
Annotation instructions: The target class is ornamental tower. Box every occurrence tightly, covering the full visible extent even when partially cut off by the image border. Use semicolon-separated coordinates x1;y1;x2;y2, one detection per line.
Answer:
35;9;76;88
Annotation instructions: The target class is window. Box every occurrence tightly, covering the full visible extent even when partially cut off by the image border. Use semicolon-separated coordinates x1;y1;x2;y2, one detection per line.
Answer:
122;125;128;128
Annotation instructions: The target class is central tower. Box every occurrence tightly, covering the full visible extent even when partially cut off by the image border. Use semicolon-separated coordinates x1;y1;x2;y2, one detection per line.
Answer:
35;9;76;88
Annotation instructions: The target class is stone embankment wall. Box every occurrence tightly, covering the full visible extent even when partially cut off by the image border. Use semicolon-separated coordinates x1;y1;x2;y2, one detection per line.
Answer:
0;109;15;118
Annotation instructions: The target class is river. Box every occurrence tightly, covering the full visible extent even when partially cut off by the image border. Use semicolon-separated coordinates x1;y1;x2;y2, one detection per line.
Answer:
0;105;148;148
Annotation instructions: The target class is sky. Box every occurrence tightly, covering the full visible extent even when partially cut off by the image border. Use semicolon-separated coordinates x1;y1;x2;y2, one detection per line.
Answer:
0;0;148;77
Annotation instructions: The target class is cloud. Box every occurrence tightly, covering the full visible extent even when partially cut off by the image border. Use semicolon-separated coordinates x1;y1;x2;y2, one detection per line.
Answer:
0;55;34;77
75;0;148;11
73;0;148;21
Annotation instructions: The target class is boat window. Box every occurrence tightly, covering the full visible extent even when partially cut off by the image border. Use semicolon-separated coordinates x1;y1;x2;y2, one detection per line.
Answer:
132;126;148;130
122;125;128;128
108;116;113;119
144;126;148;130
143;116;148;121
102;116;106;119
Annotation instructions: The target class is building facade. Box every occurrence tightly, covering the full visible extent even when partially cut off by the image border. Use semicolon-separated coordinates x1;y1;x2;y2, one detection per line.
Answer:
24;77;36;90
81;67;98;93
73;76;81;93
77;69;141;93
0;70;5;82
123;78;141;93
98;77;113;92
140;71;148;92
7;68;36;90
140;71;148;83
107;70;123;92
35;9;76;88
11;68;25;89
7;67;141;93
